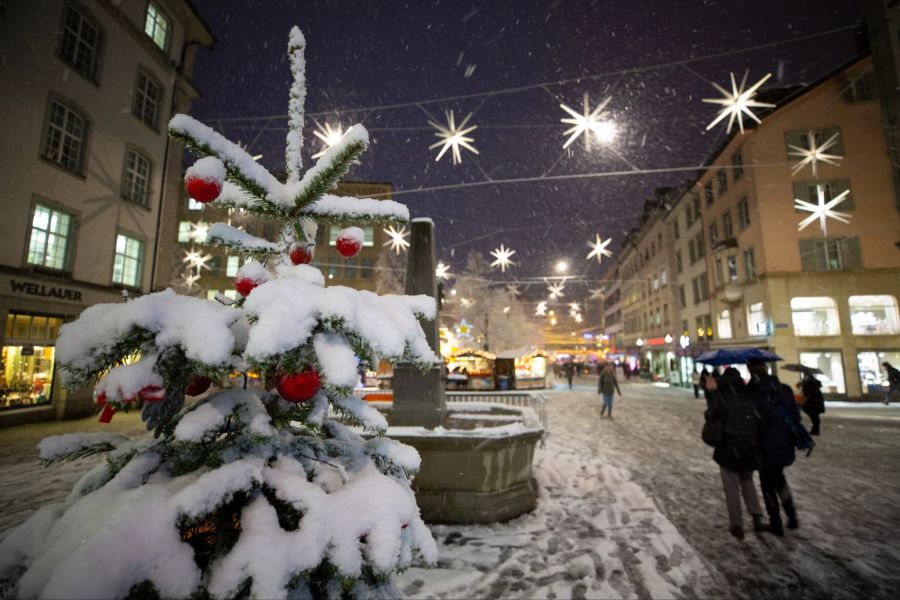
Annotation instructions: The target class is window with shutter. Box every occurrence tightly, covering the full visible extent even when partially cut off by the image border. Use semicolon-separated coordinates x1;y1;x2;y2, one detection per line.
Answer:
792;180;854;210
840;236;862;269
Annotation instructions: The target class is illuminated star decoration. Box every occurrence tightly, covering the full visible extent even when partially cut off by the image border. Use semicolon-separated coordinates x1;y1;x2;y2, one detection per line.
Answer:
546;279;567;299
505;283;521;297
588;287;605;301
788;130;843;177
560;93;614;150
180;271;202;289
455;319;473;339
569;302;581;313
703;71;775;134
428;110;479;165
574;313;584;324
460;297;474;308
586;234;613;263
382;225;410;254
312;122;346;159
436;262;452;280
190;222;210;243
795;186;851;235
490;244;516;272
535;301;548;316
183;247;213;271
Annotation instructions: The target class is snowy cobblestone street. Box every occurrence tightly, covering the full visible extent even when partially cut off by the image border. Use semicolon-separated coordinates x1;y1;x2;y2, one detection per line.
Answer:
2;378;899;599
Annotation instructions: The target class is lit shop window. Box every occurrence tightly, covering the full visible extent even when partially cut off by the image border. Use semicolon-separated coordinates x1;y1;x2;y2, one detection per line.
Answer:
790;296;840;336
226;256;240;277
2;314;63;411
747;302;768;335
798;351;846;394
717;309;732;339
178;221;192;243
857;351;900;395
849;295;900;335
188;198;205;211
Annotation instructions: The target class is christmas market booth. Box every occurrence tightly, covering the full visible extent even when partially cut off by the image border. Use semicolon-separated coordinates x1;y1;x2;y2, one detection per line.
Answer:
446;349;496;390
495;346;550;390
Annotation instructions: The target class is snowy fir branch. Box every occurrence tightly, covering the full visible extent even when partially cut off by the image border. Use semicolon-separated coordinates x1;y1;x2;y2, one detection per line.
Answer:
287;124;369;212
286;26;306;185
297;193;410;226
208;223;280;256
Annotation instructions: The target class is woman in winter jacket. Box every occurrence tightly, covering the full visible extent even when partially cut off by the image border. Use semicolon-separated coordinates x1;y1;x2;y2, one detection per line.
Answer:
800;373;825;436
706;368;766;540
747;361;802;536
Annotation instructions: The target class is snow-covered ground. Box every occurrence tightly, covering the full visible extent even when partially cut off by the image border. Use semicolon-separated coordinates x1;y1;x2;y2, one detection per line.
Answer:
1;379;899;598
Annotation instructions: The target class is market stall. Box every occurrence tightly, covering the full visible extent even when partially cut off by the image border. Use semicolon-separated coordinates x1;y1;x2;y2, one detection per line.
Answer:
496;347;549;390
447;349;496;390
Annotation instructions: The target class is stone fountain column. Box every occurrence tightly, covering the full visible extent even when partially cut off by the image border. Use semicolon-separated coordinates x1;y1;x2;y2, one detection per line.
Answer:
390;218;447;428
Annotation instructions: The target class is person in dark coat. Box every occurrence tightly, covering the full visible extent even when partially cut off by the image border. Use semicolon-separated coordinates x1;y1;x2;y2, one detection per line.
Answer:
747;360;802;535
800;372;825;436
882;362;900;405
706;367;766;540
565;361;575;389
598;363;622;418
699;368;711;401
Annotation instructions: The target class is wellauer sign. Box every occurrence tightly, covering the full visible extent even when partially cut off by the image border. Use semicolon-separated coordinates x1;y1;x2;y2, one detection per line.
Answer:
8;279;83;302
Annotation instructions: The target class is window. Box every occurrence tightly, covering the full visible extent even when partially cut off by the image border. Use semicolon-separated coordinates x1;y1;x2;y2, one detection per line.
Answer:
717;309;732;339
849;295;900;335
675;250;682;273
361;258;373;279
731;151;743;181
144;2;171;51
716;170;727;195
704;182;714;207
672;218;680;240
799;237;861;272
727;255;738;282
177;221;192;243
122;148;152;205
113;234;144;287
857;351;900;394
692;274;709;304
188;198;204;211
2;315;61;410
27;204;74;270
738;197;751;230
722;211;733;239
678;285;686;309
692;196;701;221
661;270;668;287
708;223;718;247
790;296;840;336
696;231;705;258
844;72;875;102
226;256;240;277
42;98;89;174
133;69;162;129
344;258;358;279
714;257;724;287
748;302;767;335
785;127;845;160
799;351;846;394
653;275;659;291
744;248;756;280
57;4;103;81
793;180;854;210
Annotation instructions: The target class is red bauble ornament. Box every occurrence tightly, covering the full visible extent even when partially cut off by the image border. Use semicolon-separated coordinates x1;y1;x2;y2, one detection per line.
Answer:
186;376;212;396
289;244;313;265
138;385;165;402
235;276;259;297
335;228;363;258
185;174;222;203
276;368;321;403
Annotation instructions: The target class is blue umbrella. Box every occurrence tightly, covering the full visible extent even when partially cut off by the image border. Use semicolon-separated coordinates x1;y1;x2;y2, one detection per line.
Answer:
695;348;783;366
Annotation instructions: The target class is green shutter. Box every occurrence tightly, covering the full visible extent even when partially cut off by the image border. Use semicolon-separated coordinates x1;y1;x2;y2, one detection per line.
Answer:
824;126;845;155
785;130;806;156
799;239;820;272
841;236;862;270
832;179;854;209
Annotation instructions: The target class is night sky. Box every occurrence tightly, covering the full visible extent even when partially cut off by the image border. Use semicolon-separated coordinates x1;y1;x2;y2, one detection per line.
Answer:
189;0;863;296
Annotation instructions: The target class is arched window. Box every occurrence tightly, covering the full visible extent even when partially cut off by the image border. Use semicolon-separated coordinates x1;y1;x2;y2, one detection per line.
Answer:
790;297;839;336
849;295;900;335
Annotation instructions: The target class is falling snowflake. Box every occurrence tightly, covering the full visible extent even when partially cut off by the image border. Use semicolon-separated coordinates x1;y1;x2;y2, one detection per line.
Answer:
312;123;345;159
428;110;479;165
535;301;548;316
586;234;613;263
546;279;566;299
787;130;842;177
490;244;516;272
382;225;410;254
560;93;615;150
436;262;452;280
703;71;775;134
795;186;851;235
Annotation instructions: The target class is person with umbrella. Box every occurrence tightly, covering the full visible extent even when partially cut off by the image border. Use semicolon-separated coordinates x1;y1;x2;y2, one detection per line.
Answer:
799;370;825;436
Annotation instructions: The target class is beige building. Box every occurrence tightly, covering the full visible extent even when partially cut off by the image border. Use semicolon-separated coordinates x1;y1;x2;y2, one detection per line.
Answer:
698;55;900;399
171;181;393;299
0;0;213;424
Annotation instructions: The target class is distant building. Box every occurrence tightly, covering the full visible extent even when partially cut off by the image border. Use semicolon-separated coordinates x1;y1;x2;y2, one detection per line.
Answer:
0;1;214;425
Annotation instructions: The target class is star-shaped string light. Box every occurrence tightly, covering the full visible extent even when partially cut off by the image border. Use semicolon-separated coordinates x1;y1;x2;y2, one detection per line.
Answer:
573;313;584;324
546;279;567;299
559;93;615;150
586;234;613;263
382;225;410;254
490;244;516;272
190;222;210;243
460;297;474;308
428;110;479;165
588;287;605;301
182;248;213;271
703;71;775;134
535;301;548;316
506;283;521;297
180;271;202;289
312;123;346;159
569;302;581;313
787;130;842;177
436;262;452;280
795;186;851;235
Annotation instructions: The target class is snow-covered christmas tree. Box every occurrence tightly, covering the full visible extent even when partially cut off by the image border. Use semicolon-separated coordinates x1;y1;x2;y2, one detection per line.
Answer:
0;28;438;599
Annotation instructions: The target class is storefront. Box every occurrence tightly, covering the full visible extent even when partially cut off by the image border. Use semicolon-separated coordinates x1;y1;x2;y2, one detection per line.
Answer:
856;350;900;398
495;348;549;390
2;314;62;411
447;349;496;390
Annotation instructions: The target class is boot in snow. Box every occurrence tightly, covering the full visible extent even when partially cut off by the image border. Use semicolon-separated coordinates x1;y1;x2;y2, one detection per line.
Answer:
768;518;785;537
752;514;767;532
729;525;745;540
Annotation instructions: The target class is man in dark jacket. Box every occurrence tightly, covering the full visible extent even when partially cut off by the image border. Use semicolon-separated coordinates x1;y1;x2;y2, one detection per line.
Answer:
706;368;766;539
747;360;802;536
800;372;825;436
598;363;622;418
882;362;900;405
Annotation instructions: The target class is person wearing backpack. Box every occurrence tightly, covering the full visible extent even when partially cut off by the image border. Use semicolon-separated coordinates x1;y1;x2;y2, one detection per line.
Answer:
747;360;802;536
705;368;766;540
882;362;900;405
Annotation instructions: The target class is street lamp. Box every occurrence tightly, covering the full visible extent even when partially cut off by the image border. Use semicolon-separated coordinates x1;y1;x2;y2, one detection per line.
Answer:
555;260;568;273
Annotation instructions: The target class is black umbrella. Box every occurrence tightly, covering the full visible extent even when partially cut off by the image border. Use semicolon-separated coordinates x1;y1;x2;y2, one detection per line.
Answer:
782;363;823;375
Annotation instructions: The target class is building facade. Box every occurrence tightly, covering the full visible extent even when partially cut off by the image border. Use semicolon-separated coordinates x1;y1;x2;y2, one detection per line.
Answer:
0;0;213;424
698;55;900;399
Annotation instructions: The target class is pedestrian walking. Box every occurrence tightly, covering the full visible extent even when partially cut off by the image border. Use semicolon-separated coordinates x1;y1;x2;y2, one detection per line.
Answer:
799;372;825;436
565;361;575;389
700;368;711;400
882;362;900;405
691;368;701;399
705;368;766;540
598;363;622;418
747;360;802;536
